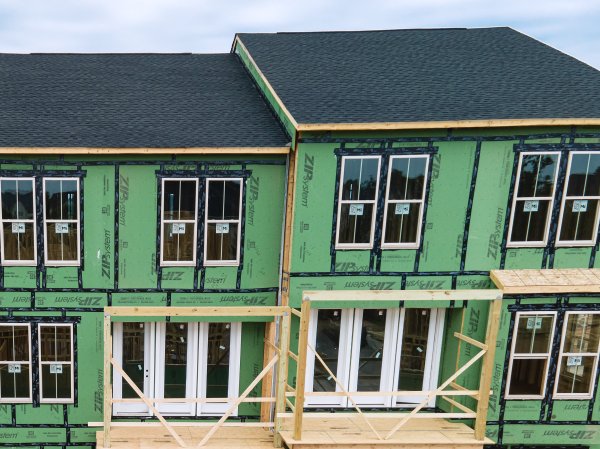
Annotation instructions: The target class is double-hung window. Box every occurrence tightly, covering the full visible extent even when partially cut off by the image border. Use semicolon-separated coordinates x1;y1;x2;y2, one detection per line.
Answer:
508;152;560;246
382;155;429;249
0;324;32;402
39;324;74;403
43;178;80;265
506;312;556;398
0;178;36;265
557;152;600;245
336;156;381;249
204;179;243;266
554;312;599;399
160;179;198;266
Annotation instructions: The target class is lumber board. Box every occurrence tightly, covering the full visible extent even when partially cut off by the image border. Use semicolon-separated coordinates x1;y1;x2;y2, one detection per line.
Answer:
104;306;289;317
490;268;600;293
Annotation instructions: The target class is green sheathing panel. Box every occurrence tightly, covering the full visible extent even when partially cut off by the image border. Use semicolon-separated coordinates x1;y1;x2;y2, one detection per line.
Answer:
499;424;599;445
238;322;266;415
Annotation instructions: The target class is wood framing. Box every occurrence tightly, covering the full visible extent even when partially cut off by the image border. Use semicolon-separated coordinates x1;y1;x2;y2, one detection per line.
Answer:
490;268;600;294
104;306;288;317
0;146;290;155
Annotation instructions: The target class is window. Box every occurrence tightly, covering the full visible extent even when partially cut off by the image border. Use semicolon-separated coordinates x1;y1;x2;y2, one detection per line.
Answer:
336;156;381;249
508;152;560;247
43;178;80;265
554;312;600;399
506;312;556;399
160;179;198;266
39;324;74;403
204;179;242;266
0;324;31;402
0;178;36;265
382;156;429;248
557;152;600;246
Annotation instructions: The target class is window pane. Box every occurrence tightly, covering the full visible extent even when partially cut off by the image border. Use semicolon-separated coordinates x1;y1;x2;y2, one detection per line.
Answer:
398;309;430;391
122;323;145;399
510;200;550;243
164;323;187;399
206;222;238;261
45;222;78;262
3;222;35;261
0;363;30;398
1;180;34;220
41;363;71;399
556;355;595;395
338;203;374;245
567;153;600;197
163;180;196;221
356;310;386;391
517;154;558;198
514;315;554;354
384;203;420;244
508;358;547;396
162;223;194;262
0;325;29;362
40;326;71;362
563;313;600;353
342;158;379;201
313;310;342;393
206;323;230;398
45;180;77;220
559;199;598;242
207;180;241;221
388;157;427;200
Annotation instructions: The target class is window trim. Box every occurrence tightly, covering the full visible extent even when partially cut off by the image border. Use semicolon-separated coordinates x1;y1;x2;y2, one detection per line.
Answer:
505;311;557;400
556;151;600;247
203;178;243;267
0;177;37;266
507;152;561;248
38;323;74;404
553;311;600;400
335;155;381;250
42;177;81;267
159;178;199;267
0;323;32;403
381;155;429;250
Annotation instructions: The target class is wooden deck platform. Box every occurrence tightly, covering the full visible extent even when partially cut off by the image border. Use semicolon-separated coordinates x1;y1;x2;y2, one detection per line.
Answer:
96;417;492;448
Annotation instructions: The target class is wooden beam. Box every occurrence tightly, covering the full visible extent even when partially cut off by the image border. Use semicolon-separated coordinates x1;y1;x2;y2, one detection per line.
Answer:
277;411;476;419
285;389;481;397
104;306;288;317
303;289;502;302
441;396;476;414
454;332;488;350
103;313;112;449
490;268;600;294
90;421;274;428
0;146;290;155
280;141;299;308
113;397;275;403
292;300;311;441
260;321;277;422
274;313;290;448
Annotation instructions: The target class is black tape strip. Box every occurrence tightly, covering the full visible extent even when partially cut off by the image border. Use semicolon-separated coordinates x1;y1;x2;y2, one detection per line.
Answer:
291;270;487;277
31;323;40;407
35;176;44;290
516;142;600;152
156;170;252;178
78;167;84;288
542;300;565;421
114;164;120;290
413;143;436;272
588;341;600;421
546;148;570;269
0;170;87;177
235;165;248;289
371;142;389;273
72;323;78;407
333;145;438;156
0;158;285;167
154;168;164;289
194;163;204;290
499;141;522;269
329;146;343;273
11;404;16;425
0;316;81;323
459;140;482;272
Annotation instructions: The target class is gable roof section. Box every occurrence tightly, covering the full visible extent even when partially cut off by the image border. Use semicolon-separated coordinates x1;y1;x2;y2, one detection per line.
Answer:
237;28;600;128
0;53;289;148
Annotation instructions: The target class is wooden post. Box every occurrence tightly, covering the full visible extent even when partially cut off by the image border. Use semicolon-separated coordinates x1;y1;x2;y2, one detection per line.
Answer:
260;321;276;422
292;298;311;441
474;299;502;440
274;313;290;447
103;313;112;448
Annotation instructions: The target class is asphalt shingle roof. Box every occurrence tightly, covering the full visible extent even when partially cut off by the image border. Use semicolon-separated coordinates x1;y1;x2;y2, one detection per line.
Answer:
0;53;289;148
238;27;600;124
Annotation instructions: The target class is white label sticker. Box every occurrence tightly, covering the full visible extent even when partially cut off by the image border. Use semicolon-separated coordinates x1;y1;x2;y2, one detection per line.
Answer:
523;200;539;212
567;356;583;367
216;223;229;234
8;363;21;374
526;317;543;330
171;223;186;234
395;203;410;215
573;200;588;213
55;223;69;234
49;364;63;374
349;204;364;216
11;222;25;234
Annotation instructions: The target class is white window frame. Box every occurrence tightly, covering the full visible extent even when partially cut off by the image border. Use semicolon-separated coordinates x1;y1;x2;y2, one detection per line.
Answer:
160;178;199;267
556;151;600;247
38;323;74;404
381;155;429;249
203;178;243;267
553;311;600;399
505;311;557;400
0;178;37;266
43;177;80;266
0;323;32;403
335;156;381;250
507;152;561;248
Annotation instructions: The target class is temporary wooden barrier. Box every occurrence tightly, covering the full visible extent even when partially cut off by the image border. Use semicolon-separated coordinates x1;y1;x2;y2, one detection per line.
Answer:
490;268;600;294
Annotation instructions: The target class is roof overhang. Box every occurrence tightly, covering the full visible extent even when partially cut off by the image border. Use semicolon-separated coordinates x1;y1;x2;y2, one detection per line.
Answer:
490;268;600;294
0;146;290;155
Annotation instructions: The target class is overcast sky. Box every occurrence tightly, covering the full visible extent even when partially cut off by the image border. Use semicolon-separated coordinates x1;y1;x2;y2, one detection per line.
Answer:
0;0;598;69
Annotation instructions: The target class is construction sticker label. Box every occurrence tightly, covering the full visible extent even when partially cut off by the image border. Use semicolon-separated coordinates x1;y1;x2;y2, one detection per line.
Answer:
49;364;63;374
349;204;364;216
567;356;583;366
55;223;69;234
8;363;21;374
11;222;25;234
526;317;543;330
171;223;186;234
395;203;410;215
573;200;588;212
523;200;539;212
216;223;229;234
